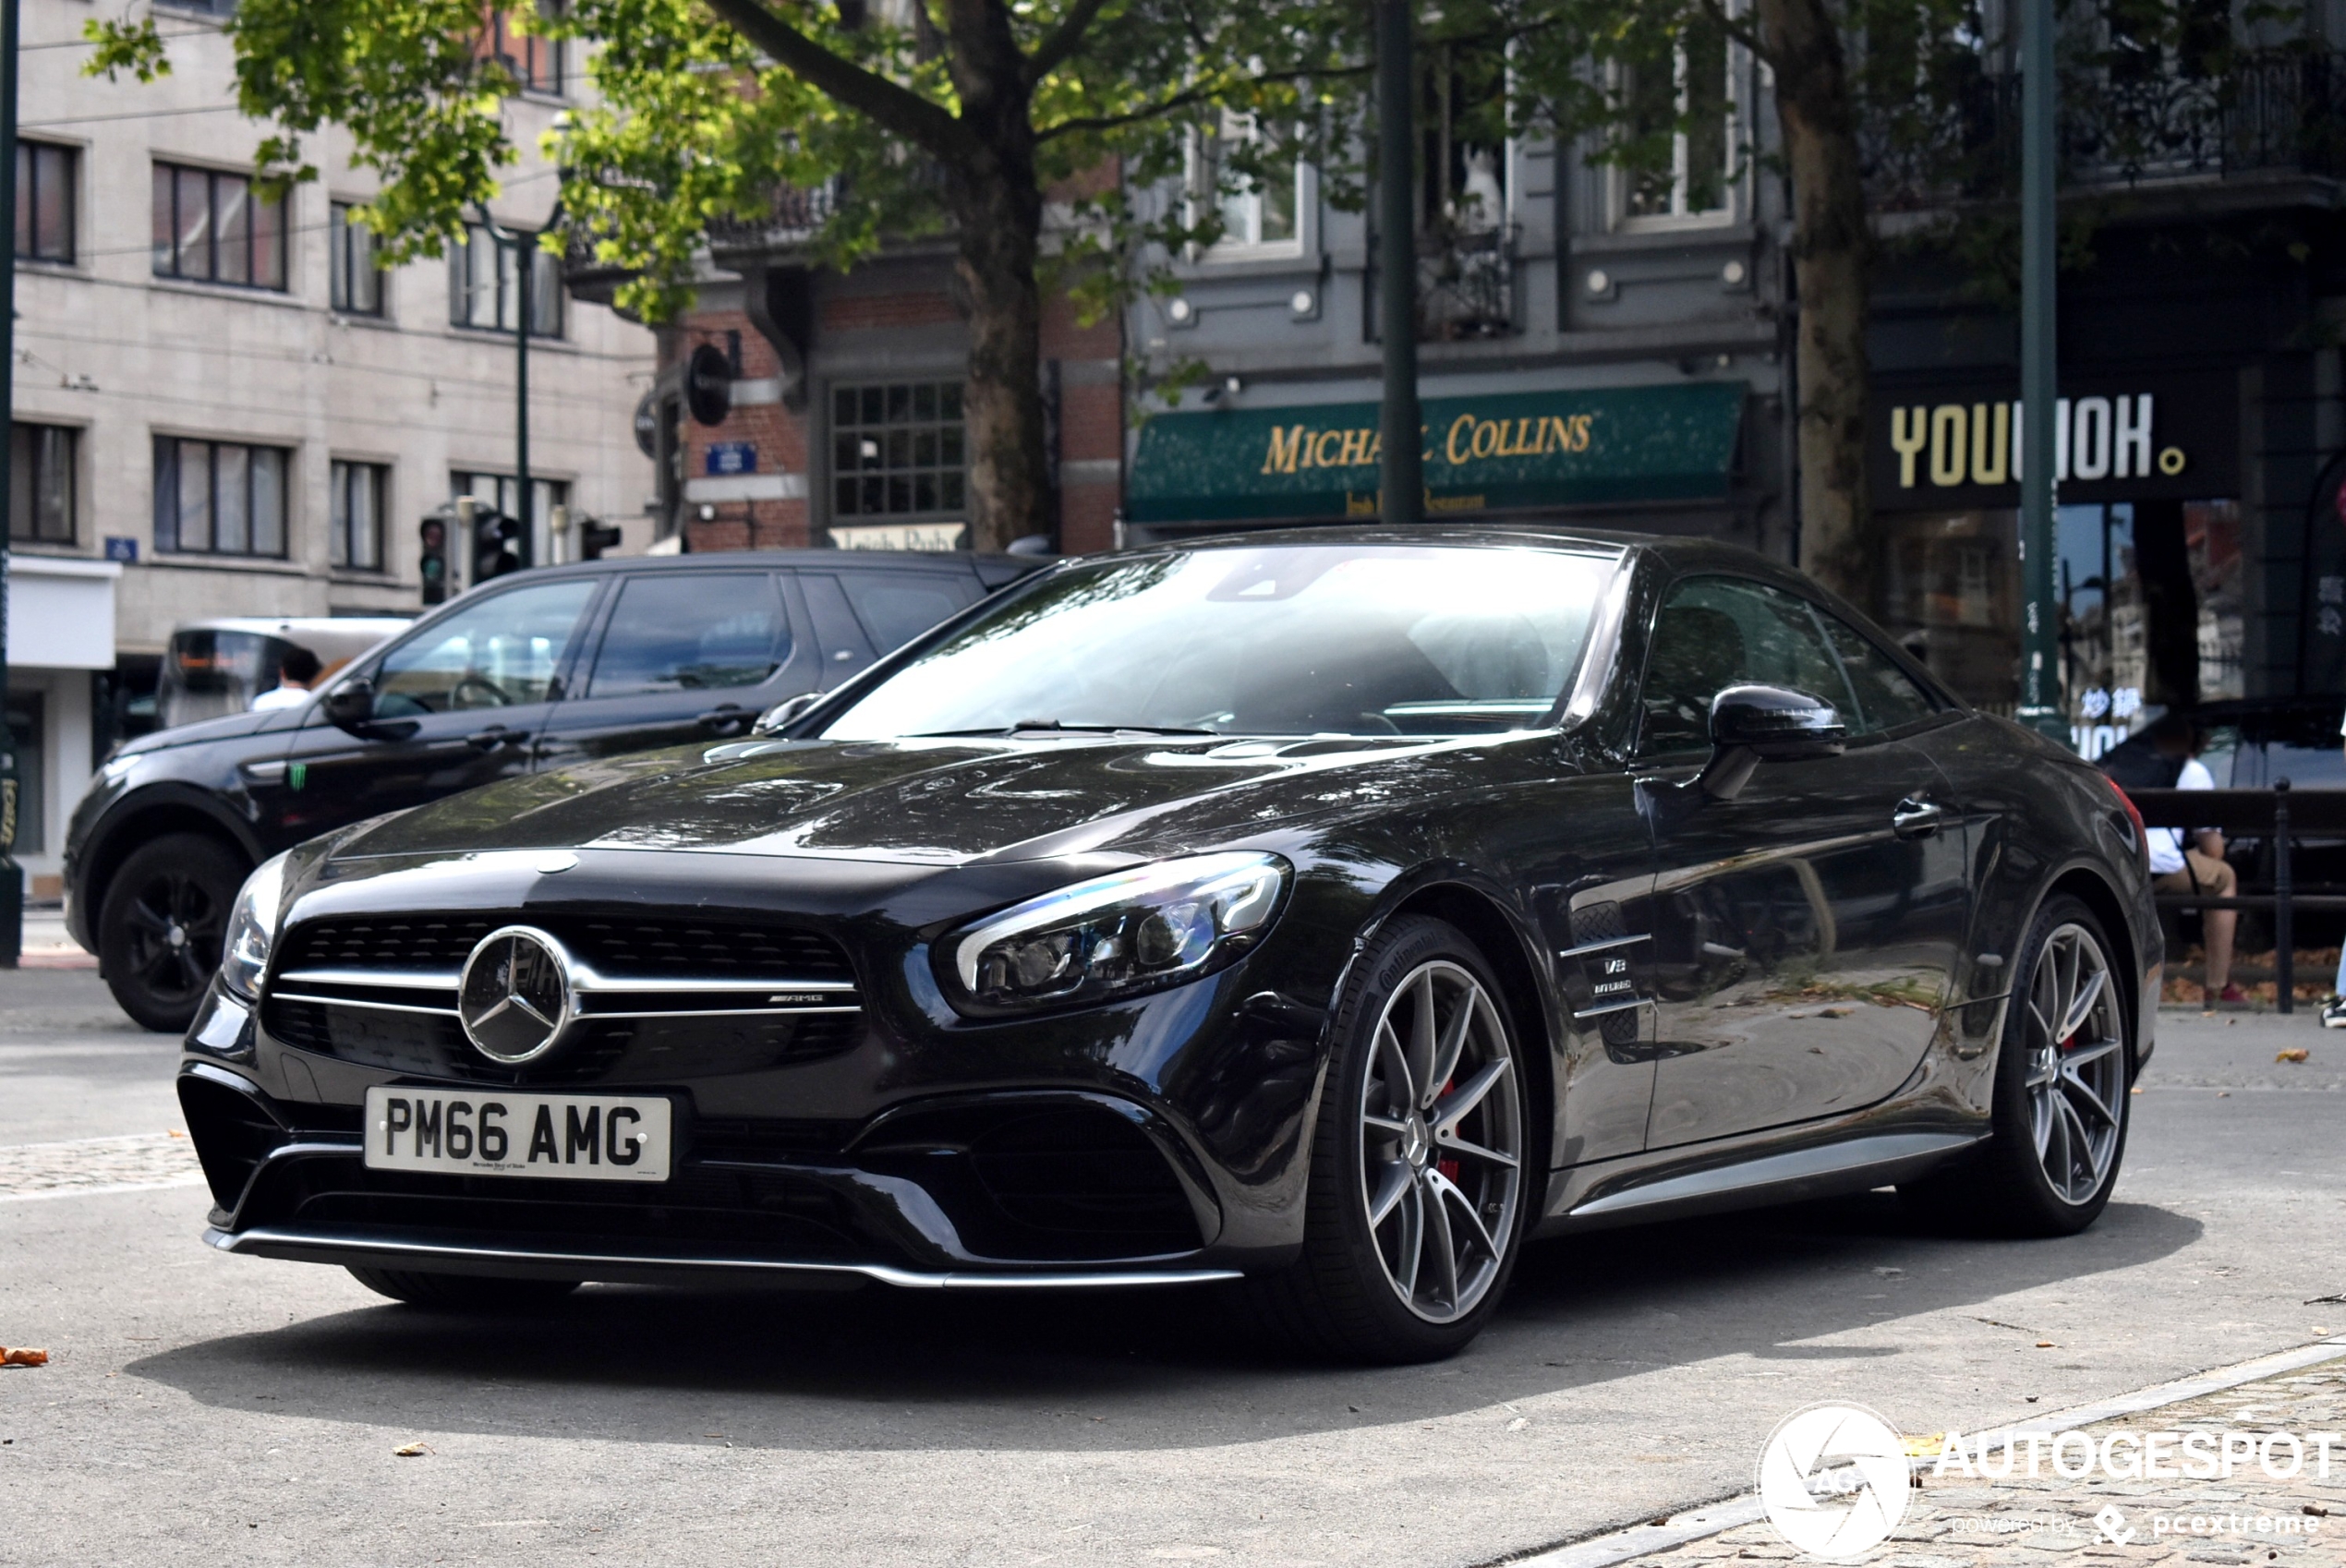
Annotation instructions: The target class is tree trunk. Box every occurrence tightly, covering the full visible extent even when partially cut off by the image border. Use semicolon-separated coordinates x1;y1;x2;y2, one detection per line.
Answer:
1756;0;1875;614
942;6;1052;555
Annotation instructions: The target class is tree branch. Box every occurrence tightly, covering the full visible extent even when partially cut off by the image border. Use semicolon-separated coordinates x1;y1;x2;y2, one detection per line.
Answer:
702;0;960;151
1025;0;1119;84
1694;0;1774;68
1037;59;1374;141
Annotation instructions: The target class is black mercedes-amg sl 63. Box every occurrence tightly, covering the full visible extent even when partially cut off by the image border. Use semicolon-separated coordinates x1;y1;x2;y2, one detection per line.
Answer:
179;527;2157;1362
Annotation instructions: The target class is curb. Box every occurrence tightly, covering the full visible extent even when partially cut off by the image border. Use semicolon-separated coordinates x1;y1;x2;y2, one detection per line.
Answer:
1487;1338;2346;1568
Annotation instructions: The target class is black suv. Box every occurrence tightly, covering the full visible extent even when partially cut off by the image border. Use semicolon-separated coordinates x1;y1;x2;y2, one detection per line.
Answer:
64;549;1041;1031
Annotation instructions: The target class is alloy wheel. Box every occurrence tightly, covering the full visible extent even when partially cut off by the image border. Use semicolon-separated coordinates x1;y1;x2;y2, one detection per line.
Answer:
1357;959;1524;1323
121;871;224;1004
2022;922;2127;1205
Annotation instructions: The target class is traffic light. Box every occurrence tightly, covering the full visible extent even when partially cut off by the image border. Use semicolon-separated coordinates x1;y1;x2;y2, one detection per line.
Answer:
577;516;624;560
461;495;526;585
418;513;453;605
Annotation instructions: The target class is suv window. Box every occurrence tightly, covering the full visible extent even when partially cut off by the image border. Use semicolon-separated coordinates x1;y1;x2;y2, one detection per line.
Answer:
586;573;792;697
837;571;976;653
1637;577;1856;757
373;578;599;716
1818;612;1939;734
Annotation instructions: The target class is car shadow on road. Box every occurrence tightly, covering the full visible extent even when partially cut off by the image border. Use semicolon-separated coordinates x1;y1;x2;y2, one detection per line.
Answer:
126;1192;2199;1451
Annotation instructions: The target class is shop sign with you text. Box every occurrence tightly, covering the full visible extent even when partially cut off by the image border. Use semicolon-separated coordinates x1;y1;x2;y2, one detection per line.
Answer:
1870;375;2238;511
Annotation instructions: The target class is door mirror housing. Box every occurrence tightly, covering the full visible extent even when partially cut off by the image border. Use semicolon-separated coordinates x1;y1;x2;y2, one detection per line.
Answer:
753;691;823;737
1699;684;1845;800
321;679;376;732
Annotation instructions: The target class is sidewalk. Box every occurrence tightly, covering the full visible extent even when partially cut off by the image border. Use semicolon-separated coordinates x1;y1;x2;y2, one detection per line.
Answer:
15;906;94;971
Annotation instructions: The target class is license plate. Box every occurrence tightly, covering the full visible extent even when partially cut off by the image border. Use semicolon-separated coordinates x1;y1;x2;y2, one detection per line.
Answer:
362;1088;672;1182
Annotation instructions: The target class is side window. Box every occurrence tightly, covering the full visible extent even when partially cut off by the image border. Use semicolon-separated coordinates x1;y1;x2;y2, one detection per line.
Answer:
586;573;792;697
1818;613;1940;735
372;579;599;716
1637;577;1855;757
836;571;978;654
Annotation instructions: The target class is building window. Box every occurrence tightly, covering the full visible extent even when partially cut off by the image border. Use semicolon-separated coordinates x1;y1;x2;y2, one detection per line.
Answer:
1194;112;1300;254
9;423;77;544
449;222;563;336
1616;13;1737;225
151;163;287;290
330;203;384;315
153;437;289;557
831;382;966;521
332;460;389;570
16;141;75;264
478;6;564;96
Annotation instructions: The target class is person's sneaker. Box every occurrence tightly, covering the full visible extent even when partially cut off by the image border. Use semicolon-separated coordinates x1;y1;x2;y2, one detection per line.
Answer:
2217;983;2251;1006
2324;998;2346;1029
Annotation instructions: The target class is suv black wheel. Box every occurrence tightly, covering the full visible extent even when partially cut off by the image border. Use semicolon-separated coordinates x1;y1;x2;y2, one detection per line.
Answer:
1902;894;2133;1236
97;833;248;1033
346;1267;583;1310
1247;916;1533;1363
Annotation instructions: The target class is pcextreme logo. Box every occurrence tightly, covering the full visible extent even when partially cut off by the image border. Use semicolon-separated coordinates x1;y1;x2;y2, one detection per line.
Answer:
1755;1404;1912;1559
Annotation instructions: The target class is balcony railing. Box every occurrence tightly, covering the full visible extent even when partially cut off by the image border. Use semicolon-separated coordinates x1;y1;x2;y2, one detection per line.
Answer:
1861;47;2346;211
1368;222;1522;344
705;181;841;252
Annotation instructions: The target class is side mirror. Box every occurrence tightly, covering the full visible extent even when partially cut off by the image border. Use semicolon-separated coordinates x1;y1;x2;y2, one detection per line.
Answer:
752;691;823;737
321;679;376;733
1699;684;1845;800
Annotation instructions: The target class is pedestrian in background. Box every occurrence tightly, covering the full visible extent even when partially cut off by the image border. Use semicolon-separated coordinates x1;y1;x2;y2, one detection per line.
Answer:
249;645;323;712
2103;714;2243;1007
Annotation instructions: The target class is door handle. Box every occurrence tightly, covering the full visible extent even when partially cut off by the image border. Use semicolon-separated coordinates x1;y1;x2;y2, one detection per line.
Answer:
1893;797;1949;838
696;705;750;733
466;725;514;752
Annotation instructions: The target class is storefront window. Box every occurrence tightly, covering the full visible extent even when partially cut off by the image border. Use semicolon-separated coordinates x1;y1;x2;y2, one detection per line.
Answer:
1881;510;2021;714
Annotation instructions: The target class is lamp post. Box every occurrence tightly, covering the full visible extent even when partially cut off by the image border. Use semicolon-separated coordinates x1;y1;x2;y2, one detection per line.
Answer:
473;192;564;569
0;0;22;966
2015;0;2065;742
1374;0;1421;527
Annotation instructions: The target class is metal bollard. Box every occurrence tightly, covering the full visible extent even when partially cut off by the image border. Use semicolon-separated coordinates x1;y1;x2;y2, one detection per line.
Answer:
2276;777;2294;1015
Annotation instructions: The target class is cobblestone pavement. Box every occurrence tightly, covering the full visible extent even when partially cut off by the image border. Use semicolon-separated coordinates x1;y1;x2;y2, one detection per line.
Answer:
1611;1359;2346;1568
0;1132;204;1201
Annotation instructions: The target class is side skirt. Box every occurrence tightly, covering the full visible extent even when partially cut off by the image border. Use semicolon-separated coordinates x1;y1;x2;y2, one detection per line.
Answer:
1533;1128;1986;1236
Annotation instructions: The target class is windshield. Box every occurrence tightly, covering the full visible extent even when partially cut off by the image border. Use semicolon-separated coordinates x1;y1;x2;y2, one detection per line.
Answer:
821;544;1618;741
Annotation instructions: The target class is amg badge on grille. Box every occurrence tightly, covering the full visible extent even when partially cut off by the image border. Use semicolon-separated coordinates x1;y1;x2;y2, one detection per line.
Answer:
456;926;578;1064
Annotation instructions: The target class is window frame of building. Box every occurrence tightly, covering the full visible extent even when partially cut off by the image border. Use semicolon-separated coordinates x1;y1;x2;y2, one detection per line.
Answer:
450;471;569;544
9;423;79;546
16;140;77;265
1189;111;1309;260
477;5;566;97
828;380;969;525
332;459;391;572
151;162;289;291
1610;12;1744;232
329;202;386;316
152;436;292;559
448;222;564;337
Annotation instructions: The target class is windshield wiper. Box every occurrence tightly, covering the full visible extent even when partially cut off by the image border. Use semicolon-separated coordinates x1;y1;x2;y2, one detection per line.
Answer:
913;719;1222;738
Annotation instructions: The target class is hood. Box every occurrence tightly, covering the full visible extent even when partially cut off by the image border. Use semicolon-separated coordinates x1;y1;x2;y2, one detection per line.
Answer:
117;707;300;756
333;731;1533;867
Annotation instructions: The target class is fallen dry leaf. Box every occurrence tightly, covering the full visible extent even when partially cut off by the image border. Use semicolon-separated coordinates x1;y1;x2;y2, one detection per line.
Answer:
1901;1433;1945;1457
393;1441;430;1457
2278;1048;2310;1064
2035;1340;2056;1348
0;1347;50;1367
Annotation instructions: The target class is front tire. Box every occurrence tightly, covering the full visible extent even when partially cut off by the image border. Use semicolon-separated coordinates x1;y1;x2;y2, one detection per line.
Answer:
98;833;248;1033
1902;895;2133;1236
346;1267;582;1310
1248;917;1533;1363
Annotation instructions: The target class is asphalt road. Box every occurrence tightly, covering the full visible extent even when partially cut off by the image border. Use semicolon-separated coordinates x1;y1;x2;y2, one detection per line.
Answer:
5;968;2342;1568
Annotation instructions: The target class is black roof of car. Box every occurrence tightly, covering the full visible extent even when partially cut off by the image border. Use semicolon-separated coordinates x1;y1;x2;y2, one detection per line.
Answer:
502;549;1046;589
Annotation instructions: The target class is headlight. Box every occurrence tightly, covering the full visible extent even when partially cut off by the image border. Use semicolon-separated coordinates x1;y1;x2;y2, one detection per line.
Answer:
945;851;1290;1014
218;851;292;1001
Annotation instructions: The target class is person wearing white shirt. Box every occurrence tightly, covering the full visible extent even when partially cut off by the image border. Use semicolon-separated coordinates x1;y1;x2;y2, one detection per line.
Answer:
249;645;322;712
2133;718;2241;1004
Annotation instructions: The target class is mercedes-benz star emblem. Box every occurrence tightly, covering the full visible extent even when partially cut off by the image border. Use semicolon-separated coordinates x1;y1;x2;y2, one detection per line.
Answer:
457;925;577;1064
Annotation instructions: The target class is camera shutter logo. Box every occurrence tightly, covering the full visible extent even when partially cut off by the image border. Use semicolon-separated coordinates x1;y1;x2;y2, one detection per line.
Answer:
457;926;577;1065
1756;1404;1911;1558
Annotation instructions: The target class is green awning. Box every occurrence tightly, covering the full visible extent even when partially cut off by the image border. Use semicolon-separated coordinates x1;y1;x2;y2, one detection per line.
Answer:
1125;380;1747;525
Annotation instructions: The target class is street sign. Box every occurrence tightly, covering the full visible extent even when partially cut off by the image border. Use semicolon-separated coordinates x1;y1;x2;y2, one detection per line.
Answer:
705;441;757;476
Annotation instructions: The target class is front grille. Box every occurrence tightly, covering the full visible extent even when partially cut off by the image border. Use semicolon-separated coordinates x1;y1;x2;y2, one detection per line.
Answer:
262;996;863;1085
277;914;857;984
